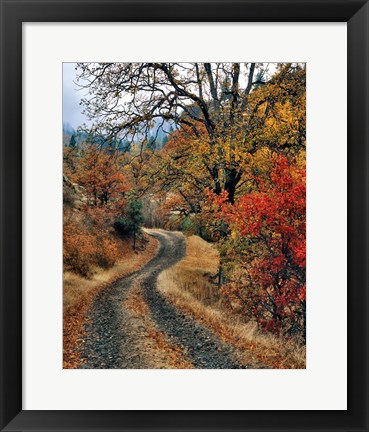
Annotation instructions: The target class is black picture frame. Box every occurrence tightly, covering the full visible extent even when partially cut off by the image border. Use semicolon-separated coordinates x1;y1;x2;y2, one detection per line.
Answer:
1;1;368;431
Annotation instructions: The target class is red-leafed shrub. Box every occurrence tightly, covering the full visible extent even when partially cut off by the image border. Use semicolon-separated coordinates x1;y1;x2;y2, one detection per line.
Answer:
211;154;306;341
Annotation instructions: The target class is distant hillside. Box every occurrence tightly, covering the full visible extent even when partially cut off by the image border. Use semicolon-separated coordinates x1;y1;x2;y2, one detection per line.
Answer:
62;119;177;151
63;122;75;135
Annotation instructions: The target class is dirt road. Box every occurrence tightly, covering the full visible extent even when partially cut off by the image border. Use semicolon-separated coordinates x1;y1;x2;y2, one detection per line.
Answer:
81;229;243;369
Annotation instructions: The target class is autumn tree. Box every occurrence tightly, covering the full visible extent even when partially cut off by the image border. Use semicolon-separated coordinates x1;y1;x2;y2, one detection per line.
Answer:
211;154;306;341
77;63;295;200
70;143;128;214
76;63;305;207
163;65;305;208
63;144;129;275
136;64;305;238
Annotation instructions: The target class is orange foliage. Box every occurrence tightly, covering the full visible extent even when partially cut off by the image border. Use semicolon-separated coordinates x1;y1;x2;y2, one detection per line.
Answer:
63;145;129;276
63;217;120;277
70;144;128;214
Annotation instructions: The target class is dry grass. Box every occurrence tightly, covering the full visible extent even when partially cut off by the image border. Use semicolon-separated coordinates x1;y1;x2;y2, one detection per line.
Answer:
161;235;221;305
63;235;159;314
63;234;159;368
157;235;306;369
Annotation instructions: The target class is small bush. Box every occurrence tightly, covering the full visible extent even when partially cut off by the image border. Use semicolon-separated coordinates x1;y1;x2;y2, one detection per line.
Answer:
63;223;96;276
64;218;120;276
95;237;119;268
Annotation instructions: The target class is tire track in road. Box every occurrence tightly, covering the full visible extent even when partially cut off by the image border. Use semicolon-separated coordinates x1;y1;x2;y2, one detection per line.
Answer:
81;229;243;369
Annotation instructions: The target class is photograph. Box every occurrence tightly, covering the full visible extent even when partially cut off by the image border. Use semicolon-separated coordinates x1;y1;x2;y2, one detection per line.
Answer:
63;62;306;369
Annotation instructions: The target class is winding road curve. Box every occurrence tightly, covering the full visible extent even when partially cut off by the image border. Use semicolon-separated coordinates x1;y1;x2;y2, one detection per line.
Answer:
81;229;243;369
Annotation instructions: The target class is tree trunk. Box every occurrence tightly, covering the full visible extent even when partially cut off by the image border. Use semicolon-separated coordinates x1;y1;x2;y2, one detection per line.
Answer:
217;265;224;288
224;169;242;204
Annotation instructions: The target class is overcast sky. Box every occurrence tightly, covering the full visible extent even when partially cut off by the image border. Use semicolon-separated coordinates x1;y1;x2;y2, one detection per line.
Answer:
63;63;89;130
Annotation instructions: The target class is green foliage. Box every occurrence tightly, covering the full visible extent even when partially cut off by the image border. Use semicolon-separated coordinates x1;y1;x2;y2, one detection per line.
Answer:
69;133;77;148
115;193;145;249
181;216;195;233
126;197;145;230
